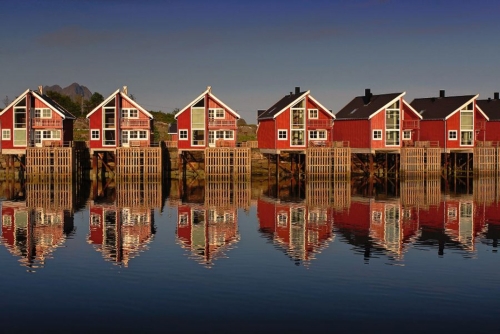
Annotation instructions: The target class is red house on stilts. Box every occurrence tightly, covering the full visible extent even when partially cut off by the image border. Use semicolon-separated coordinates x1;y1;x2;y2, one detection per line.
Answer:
174;86;240;151
410;90;488;153
0;88;75;155
257;87;335;154
332;89;421;154
86;87;154;154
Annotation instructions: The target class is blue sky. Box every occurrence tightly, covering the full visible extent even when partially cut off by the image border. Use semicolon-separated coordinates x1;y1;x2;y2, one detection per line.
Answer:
1;0;499;122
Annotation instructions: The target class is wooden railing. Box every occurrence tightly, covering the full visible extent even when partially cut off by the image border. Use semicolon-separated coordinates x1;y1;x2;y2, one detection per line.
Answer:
208;119;236;128
164;141;178;148
413;141;440;148
403;120;419;129
238;141;258;148
477;141;500;147
121;119;150;128
307;119;334;127
308;140;349;148
32;118;62;127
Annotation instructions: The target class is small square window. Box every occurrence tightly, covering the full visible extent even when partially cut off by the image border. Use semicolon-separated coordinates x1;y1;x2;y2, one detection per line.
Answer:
91;130;100;140
139;131;147;139
225;131;233;139
179;130;188;140
278;130;287;140
448;130;457;140
2;129;10;140
308;109;318;119
373;130;382;140
277;213;287;227
403;131;411;140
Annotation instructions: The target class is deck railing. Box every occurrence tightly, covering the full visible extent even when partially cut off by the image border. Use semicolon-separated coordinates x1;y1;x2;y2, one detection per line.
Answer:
32;118;62;127
308;140;349;148
121;119;150;128
164;141;178;148
208;119;236;128
307;119;333;127
238;141;258;148
403;120;419;129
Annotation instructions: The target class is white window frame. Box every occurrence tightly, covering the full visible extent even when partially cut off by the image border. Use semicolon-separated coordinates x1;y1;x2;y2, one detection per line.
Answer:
224;130;234;139
403;131;411;140
277;213;288;227
2;129;10;140
308;109;318;119
309;130;327;140
373;130;382;140
121;108;139;118
208;108;225;119
179;129;188;140
278;129;287;140
35;108;52;118
448;130;457;140
460;107;474;147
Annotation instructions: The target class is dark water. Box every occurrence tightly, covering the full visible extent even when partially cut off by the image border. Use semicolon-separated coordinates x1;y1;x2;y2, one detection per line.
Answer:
0;176;499;333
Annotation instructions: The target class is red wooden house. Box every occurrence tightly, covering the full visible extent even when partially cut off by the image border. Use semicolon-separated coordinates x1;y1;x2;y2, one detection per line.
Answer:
0;88;75;154
86;87;154;153
410;90;488;152
257;87;335;153
257;196;334;263
332;90;421;153
476;92;500;141
174;86;240;151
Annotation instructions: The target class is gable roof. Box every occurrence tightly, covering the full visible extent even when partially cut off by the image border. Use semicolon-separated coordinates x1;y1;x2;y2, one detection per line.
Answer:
32;91;76;119
335;92;405;120
476;99;500;121
86;90;153;119
174;87;240;119
0;89;31;116
257;90;334;121
410;95;479;120
0;89;75;119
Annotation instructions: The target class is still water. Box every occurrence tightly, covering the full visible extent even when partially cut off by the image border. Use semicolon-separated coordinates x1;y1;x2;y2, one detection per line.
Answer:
0;176;499;333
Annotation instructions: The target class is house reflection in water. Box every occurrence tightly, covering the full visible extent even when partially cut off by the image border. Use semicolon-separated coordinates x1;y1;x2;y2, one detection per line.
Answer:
87;181;160;267
176;179;247;267
257;178;348;265
0;181;74;271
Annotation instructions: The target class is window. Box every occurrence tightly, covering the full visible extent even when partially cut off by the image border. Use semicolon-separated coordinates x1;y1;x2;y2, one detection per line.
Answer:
386;102;400;146
179;214;188;226
373;130;382;140
372;211;382;223
309;130;327;140
403;131;411;140
278;130;287;140
460;106;473;146
2;215;12;227
179;130;188;140
2;129;10;140
448;130;457;140
224;131;233;139
35;108;51;118
52;130;60;139
308;109;318;119
139;131;147;139
277;213;287;227
121;109;138;118
208;108;225;119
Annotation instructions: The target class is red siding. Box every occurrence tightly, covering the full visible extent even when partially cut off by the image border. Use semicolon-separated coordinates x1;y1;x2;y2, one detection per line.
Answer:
257;119;276;149
370;109;386;149
332;119;370;148
89;106;104;149
419;120;446;147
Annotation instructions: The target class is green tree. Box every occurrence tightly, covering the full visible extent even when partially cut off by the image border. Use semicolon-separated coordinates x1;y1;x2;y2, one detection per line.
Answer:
83;92;104;114
46;90;82;117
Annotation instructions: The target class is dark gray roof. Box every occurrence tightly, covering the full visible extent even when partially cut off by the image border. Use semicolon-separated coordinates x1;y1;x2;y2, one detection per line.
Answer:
477;99;500;121
35;91;76;119
167;122;177;134
410;95;476;120
335;93;403;120
258;90;307;120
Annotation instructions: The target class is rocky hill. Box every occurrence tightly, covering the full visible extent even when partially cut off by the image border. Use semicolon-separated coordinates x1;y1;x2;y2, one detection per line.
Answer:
44;83;92;102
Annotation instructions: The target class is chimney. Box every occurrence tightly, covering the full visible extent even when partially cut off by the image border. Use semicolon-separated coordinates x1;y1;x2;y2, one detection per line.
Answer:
494;92;499;100
122;86;128;95
439;90;445;98
363;88;372;104
38;85;43;95
295;87;300;95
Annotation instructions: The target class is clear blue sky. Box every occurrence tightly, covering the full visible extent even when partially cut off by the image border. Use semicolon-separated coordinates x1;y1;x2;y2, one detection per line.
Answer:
1;0;499;122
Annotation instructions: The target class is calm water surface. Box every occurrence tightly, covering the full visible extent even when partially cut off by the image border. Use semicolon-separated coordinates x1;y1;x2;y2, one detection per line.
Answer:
0;176;499;333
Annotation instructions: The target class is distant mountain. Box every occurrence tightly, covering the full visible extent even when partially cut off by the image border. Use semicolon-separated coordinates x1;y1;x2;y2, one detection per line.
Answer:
44;83;92;102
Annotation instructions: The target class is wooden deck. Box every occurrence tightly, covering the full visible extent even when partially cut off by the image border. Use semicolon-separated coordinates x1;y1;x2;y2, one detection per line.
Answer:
204;147;251;177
